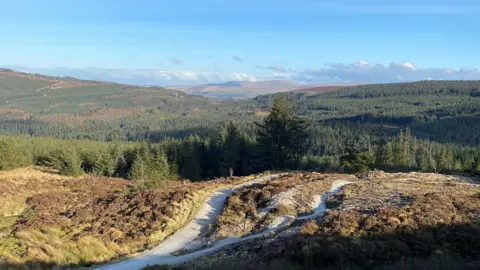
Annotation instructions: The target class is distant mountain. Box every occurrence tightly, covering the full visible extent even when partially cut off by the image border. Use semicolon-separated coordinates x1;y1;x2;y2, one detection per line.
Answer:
167;80;305;99
168;80;369;99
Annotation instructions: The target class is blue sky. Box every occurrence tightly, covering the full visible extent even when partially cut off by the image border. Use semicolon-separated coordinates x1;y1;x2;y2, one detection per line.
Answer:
1;0;479;85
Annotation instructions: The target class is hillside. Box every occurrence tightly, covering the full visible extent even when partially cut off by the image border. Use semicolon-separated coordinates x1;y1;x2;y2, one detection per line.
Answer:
0;69;237;140
0;69;208;116
1;71;480;269
0;166;269;269
170;172;480;270
1;70;480;149
255;80;480;146
1;169;478;269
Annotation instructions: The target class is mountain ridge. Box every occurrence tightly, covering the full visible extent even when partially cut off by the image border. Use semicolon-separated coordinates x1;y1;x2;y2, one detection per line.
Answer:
167;80;368;99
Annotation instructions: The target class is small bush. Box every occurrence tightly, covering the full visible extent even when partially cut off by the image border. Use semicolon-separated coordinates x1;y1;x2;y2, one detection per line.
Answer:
0;140;32;170
227;196;243;209
300;220;319;235
45;148;84;176
272;204;294;216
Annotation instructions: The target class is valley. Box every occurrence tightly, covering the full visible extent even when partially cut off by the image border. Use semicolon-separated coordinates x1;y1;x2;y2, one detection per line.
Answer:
3;1;480;269
0;70;479;270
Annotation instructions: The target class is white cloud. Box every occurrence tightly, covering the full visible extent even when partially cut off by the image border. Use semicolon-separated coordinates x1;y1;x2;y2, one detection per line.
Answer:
8;61;480;87
292;61;480;83
11;67;257;86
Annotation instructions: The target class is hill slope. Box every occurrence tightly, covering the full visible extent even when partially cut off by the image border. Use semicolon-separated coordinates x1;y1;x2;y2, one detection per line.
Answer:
3;169;476;269
0;69;208;115
1;69;480;148
173;172;480;270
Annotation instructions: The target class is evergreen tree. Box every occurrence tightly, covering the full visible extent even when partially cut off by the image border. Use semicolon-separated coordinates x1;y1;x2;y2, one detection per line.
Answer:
0;140;32;170
129;153;148;180
180;135;202;181
46;148;84;176
418;147;431;171
437;147;454;172
109;144;127;177
128;142;152;180
93;150;116;177
340;141;375;173
385;142;395;166
222;122;241;176
453;159;464;171
255;94;308;170
148;147;173;182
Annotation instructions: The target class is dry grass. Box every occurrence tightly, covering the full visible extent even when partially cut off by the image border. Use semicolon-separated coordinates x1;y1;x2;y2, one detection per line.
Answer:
0;168;270;267
175;171;480;270
0;167;75;217
254;111;270;117
299;220;319;236
215;173;358;237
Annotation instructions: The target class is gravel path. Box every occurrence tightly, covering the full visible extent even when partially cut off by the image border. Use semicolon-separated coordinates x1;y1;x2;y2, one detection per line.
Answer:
97;176;351;270
96;174;281;270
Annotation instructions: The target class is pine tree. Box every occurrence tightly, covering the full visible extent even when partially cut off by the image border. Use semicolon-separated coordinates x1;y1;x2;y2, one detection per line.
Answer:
385;142;395;166
128;142;152;180
437;147;454;172
222;122;241;176
418;147;431;171
0;140;32;170
93;150;116;177
46;148;84;176
180;135;202;181
110;144;127;177
255;94;308;170
393;131;404;165
453;159;464;172
148;148;172;182
129;153;148;180
375;138;394;167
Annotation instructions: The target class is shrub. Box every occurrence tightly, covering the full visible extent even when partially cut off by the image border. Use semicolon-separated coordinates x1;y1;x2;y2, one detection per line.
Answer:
273;204;294;216
93;151;117;177
45;148;84;176
0;140;32;170
300;220;319;235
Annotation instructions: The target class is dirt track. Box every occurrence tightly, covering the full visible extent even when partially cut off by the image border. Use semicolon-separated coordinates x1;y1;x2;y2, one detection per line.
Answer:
97;175;351;270
96;174;281;270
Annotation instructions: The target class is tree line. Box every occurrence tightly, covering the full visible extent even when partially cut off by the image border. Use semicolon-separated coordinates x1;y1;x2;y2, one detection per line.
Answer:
1;95;479;185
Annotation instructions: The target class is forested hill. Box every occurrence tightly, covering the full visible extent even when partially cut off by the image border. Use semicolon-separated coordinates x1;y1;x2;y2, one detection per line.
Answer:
0;70;480;148
0;75;480;182
0;69;208;114
255;80;480;146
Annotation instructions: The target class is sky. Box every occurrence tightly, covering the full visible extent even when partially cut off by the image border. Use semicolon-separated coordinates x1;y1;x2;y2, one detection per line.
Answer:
1;0;480;85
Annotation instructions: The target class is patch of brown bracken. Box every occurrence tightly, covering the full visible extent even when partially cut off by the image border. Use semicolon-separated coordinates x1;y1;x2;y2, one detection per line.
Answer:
177;171;480;270
0;168;269;266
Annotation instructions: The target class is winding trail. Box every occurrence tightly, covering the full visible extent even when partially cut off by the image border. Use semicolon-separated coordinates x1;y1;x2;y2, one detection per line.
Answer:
97;174;281;270
97;176;351;270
